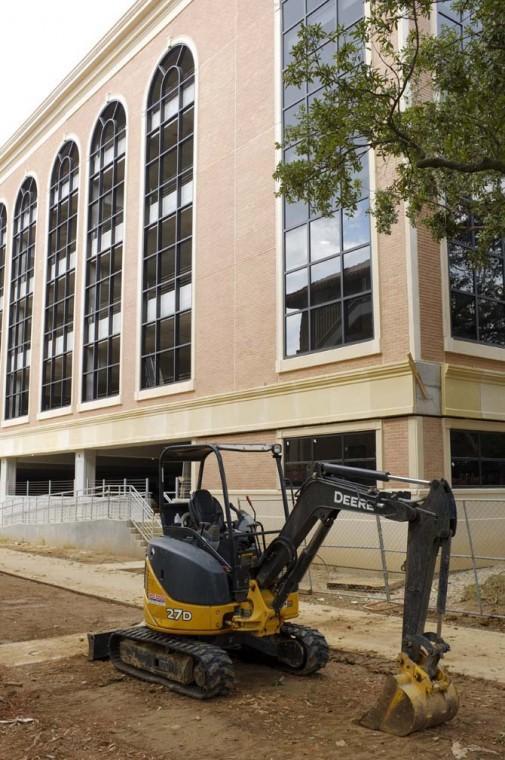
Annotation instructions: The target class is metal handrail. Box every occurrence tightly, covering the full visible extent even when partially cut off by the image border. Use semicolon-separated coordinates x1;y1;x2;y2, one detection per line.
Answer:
5;477;152;498
0;484;156;532
129;486;158;543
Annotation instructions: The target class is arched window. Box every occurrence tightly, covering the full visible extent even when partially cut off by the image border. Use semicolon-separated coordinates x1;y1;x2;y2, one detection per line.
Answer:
0;203;6;351
83;101;126;401
141;45;194;389
42;141;79;411
6;177;37;419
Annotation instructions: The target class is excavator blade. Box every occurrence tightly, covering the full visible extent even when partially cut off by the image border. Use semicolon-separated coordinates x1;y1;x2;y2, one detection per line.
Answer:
360;654;458;736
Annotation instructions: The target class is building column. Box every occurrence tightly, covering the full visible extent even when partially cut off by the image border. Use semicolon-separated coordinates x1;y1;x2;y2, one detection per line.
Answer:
74;450;96;493
0;459;16;501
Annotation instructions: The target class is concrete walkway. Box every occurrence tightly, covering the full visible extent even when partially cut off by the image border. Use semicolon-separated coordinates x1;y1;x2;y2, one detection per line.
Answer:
297;603;505;684
0;547;503;683
0;633;88;668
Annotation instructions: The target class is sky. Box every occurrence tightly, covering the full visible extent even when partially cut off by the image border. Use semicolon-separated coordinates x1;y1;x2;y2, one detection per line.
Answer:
0;0;135;147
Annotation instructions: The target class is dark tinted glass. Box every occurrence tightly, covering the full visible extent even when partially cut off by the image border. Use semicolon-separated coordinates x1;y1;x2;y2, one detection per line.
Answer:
478;300;505;345
285;430;376;487
311;302;342;349
344;294;373;342
480;432;505;459
313;435;342;461
344;431;375;459
451;430;478;457
451;429;505;487
285;437;313;462
481;460;505;486
451;459;480;487
477;257;504;299
450;292;477;341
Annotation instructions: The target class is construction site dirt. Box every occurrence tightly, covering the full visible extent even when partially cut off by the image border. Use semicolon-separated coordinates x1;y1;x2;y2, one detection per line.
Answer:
1;573;505;760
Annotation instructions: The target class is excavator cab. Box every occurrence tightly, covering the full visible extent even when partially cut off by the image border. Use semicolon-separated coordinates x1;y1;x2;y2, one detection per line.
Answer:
156;443;290;602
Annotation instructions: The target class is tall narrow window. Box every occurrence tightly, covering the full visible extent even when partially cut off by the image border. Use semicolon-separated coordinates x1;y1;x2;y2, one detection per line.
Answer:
436;4;503;347
281;0;372;357
448;223;505;347
6;178;37;419
42;141;79;411
141;45;194;389
83;101;126;401
0;204;6;351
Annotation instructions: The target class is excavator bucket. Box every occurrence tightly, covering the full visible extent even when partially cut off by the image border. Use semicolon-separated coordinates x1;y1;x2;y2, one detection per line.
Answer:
360;654;459;736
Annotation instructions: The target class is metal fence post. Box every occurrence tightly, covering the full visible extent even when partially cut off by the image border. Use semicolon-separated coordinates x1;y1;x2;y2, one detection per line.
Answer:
375;515;391;602
462;500;483;616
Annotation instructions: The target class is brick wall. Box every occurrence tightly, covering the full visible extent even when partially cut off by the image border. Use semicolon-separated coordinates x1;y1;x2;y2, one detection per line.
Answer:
194;430;280;491
423;417;445;481
382;418;409;476
418;225;445;362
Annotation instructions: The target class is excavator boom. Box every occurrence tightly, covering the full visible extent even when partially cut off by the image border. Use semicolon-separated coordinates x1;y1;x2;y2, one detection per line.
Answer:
255;463;458;735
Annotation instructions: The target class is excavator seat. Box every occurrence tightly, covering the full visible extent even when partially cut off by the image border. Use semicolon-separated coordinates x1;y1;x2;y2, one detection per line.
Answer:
188;489;224;529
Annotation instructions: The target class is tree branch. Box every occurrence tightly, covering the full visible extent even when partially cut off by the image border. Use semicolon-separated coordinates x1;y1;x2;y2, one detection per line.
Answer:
416;156;505;172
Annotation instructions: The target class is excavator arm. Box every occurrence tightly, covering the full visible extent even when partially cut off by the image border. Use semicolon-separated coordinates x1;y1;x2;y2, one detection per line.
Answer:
255;463;459;735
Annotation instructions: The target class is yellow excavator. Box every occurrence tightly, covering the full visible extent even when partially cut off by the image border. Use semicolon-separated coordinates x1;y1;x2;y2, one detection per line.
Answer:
89;443;459;736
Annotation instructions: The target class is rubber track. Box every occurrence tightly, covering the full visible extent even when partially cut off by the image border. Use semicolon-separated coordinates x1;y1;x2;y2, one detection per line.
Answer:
280;623;330;675
109;626;234;699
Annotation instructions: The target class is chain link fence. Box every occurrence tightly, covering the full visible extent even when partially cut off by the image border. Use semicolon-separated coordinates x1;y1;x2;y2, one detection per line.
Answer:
240;494;505;621
1;483;503;620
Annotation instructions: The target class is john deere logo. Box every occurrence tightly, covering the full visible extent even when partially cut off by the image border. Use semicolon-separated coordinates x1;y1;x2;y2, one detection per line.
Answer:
333;490;374;512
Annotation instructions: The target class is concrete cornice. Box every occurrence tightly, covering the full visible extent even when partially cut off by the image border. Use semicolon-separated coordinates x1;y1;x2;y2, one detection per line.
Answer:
0;0;192;179
442;361;505;421
443;362;505;387
0;360;413;449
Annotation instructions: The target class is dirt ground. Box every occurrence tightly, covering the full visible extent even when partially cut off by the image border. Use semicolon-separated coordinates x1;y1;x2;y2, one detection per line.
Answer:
2;648;505;759
0;573;140;643
1;576;505;759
